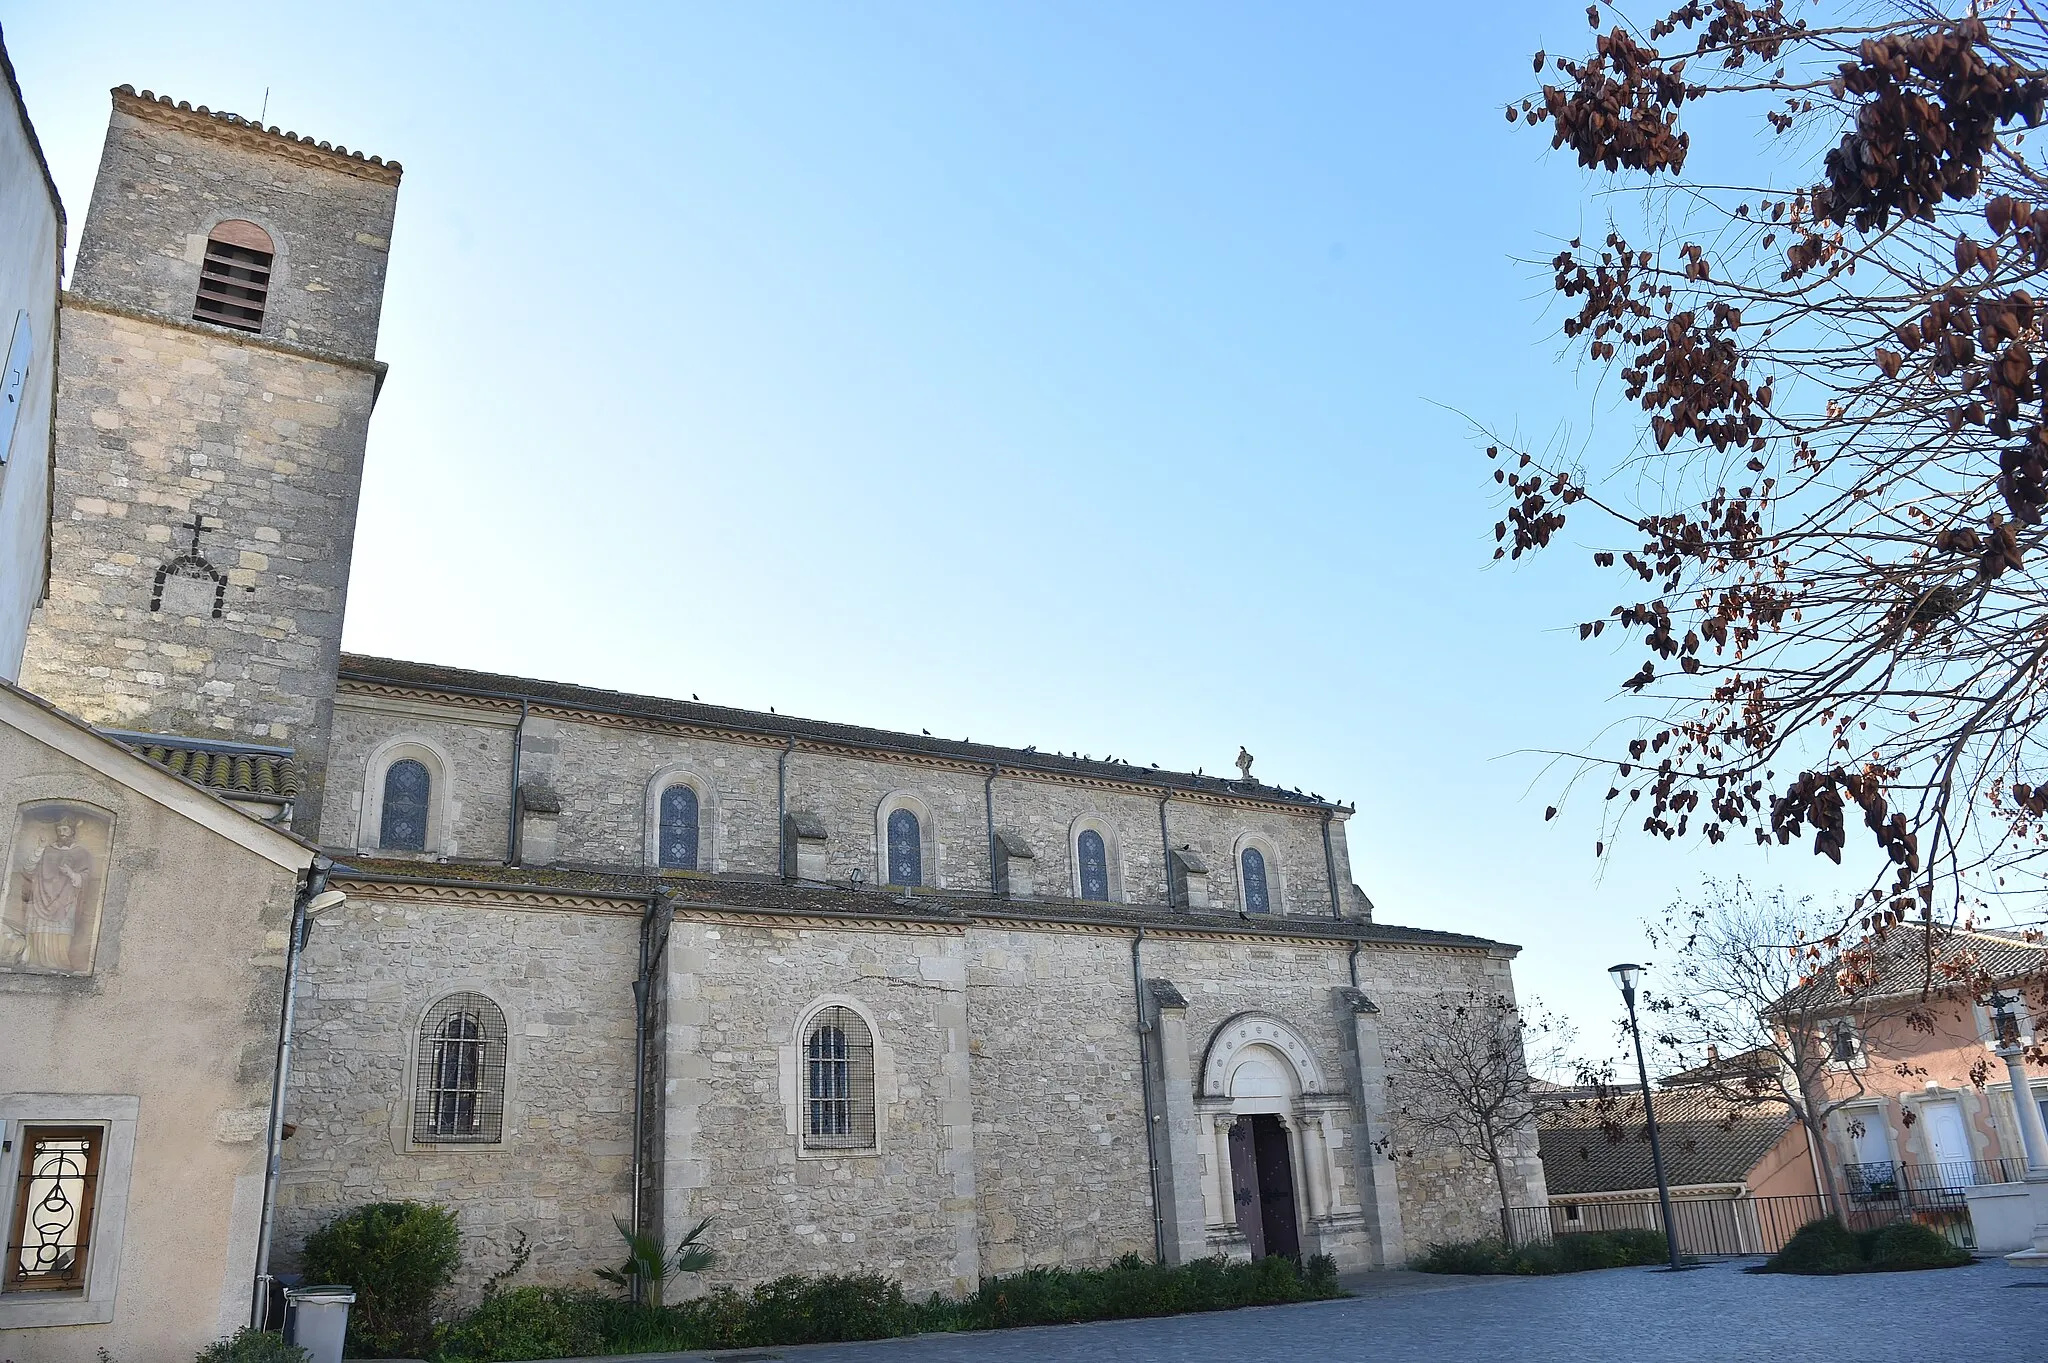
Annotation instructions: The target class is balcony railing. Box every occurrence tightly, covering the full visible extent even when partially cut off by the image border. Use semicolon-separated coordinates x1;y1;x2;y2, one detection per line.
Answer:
1843;1157;2026;1202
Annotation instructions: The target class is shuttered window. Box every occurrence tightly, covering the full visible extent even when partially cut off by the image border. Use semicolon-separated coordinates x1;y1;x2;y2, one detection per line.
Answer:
193;220;275;332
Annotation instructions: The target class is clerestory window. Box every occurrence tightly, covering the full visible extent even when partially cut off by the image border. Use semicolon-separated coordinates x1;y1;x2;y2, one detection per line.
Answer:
886;808;922;887
1078;829;1110;902
1241;847;1272;914
658;784;700;870
380;758;431;852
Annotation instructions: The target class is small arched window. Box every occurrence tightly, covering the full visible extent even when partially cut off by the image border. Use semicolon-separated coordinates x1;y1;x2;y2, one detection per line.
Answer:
658;784;700;870
803;1006;876;1151
886;808;922;887
1241;847;1272;914
414;992;507;1144
1078;829;1110;902
380;758;431;852
193;220;275;333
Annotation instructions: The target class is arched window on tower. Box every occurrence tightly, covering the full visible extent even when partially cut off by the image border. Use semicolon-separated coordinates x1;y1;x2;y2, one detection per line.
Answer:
1077;829;1110;902
413;992;507;1144
380;758;431;852
886;808;922;886
802;1006;876;1151
193;220;275;333
658;784;700;870
1241;846;1272;914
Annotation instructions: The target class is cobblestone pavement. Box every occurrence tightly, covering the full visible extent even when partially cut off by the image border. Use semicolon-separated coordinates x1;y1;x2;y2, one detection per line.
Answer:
590;1258;2048;1363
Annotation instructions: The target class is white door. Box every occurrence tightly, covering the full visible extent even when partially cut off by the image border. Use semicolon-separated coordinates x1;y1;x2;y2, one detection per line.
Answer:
1920;1099;1973;1184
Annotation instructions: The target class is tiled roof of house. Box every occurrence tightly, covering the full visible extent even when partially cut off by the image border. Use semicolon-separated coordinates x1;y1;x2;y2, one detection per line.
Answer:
1537;1087;1796;1195
336;654;1352;814
1783;922;2048;1011
99;730;299;805
325;856;1513;952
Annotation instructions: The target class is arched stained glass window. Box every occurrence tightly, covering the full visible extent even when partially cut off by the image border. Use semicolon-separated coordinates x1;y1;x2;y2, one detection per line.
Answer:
659;784;700;870
1241;847;1271;914
887;808;922;887
803;1006;876;1150
1078;829;1110;902
413;992;506;1144
380;758;430;852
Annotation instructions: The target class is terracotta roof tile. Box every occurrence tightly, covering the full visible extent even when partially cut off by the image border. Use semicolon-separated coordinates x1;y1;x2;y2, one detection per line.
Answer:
100;730;299;805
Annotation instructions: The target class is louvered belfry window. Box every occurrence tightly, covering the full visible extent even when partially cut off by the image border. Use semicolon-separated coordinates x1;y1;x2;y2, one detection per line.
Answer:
802;1007;876;1151
193;219;275;332
414;992;507;1144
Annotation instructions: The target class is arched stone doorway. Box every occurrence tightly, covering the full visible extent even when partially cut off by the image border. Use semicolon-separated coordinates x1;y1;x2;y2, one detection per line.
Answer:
1195;1014;1336;1262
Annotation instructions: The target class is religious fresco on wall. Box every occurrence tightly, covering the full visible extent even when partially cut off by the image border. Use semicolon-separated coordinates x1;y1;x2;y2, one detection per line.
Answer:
1;802;113;976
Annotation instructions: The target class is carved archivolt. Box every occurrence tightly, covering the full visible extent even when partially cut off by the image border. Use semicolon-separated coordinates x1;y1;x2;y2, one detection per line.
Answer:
1199;1011;1326;1098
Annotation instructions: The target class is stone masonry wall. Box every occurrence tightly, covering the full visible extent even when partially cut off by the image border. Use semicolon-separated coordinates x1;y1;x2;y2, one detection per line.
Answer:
325;693;1357;921
23;306;379;834
964;927;1156;1274
276;890;640;1303
319;700;517;857
661;917;978;1296
71;93;399;361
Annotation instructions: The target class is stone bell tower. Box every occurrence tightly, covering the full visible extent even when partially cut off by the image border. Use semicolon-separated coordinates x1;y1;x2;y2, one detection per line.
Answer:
20;87;401;834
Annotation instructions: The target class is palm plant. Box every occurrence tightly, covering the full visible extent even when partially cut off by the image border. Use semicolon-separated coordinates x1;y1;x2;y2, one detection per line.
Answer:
594;1215;715;1308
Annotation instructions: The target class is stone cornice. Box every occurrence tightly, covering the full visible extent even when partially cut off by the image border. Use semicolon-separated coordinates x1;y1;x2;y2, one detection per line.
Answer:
62;294;388;379
113;86;401;184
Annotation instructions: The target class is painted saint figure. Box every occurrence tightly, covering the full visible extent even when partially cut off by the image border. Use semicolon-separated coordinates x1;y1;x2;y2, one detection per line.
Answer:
4;807;102;973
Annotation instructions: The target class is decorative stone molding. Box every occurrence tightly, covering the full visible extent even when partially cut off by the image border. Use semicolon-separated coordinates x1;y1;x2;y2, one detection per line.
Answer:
114;86;402;181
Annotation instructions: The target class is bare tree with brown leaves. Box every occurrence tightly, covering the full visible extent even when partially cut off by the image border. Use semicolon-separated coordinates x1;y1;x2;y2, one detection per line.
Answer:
1390;991;1573;1240
1493;1;2048;963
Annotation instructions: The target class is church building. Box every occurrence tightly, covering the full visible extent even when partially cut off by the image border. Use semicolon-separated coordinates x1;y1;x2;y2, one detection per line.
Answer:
0;76;1543;1353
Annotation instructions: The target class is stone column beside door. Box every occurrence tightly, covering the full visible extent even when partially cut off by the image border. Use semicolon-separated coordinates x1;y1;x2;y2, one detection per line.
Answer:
1336;985;1405;1267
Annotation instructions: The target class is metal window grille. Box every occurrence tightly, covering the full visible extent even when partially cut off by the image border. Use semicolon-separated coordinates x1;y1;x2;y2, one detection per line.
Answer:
414;992;506;1144
1078;829;1109;902
192;221;274;332
6;1126;102;1292
659;784;700;870
1241;847;1271;914
886;809;922;887
381;758;431;852
802;1007;876;1151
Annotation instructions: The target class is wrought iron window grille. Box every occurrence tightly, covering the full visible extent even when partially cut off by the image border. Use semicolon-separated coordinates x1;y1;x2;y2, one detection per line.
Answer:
6;1126;102;1292
413;992;507;1144
802;1006;876;1152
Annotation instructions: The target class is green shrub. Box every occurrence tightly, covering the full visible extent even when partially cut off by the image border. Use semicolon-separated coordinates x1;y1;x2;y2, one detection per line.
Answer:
194;1330;309;1363
301;1201;462;1358
433;1287;602;1362
1415;1229;1672;1276
745;1272;914;1344
1868;1221;1973;1272
1758;1216;1969;1274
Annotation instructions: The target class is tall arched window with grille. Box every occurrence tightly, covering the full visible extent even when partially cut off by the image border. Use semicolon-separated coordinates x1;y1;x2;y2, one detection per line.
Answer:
802;1006;876;1151
1077;829;1110;902
413;992;507;1144
193;219;275;332
1241;846;1272;914
658;784;700;869
380;758;431;852
886;808;922;887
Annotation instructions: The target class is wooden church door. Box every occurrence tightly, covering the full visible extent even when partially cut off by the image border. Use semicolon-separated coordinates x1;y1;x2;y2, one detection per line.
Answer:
1228;1118;1266;1258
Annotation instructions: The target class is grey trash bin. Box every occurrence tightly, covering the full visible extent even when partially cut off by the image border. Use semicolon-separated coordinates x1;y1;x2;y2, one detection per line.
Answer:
283;1283;355;1363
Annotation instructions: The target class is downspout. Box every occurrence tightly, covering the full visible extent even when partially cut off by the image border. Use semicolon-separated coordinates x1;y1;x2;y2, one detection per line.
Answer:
1157;793;1174;909
506;698;529;864
1131;927;1167;1264
1321;810;1341;919
630;890;671;1301
251;860;328;1328
984;764;1000;893
776;735;796;878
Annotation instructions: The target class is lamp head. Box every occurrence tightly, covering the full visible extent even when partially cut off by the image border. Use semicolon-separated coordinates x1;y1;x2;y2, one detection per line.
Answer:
1988;991;2023;1048
305;889;348;917
1608;962;1644;997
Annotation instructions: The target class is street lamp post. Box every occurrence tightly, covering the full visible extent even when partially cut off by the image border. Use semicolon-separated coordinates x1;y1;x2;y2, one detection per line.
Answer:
1610;962;1684;1271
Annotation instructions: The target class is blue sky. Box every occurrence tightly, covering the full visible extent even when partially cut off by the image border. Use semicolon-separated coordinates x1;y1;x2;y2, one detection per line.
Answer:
2;2;1862;1057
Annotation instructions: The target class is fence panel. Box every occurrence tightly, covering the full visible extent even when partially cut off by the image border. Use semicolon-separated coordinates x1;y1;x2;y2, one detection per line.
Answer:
1508;1189;1978;1257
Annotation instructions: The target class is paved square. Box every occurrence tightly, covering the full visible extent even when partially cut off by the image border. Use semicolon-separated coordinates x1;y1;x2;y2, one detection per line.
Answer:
596;1259;2048;1363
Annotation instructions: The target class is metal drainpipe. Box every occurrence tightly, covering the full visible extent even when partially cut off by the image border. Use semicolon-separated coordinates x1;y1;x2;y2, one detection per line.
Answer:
776;735;796;878
984;765;999;894
1157;794;1174;909
1131;927;1167;1264
1321;810;1341;919
631;893;655;1246
251;860;328;1328
506;699;529;864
